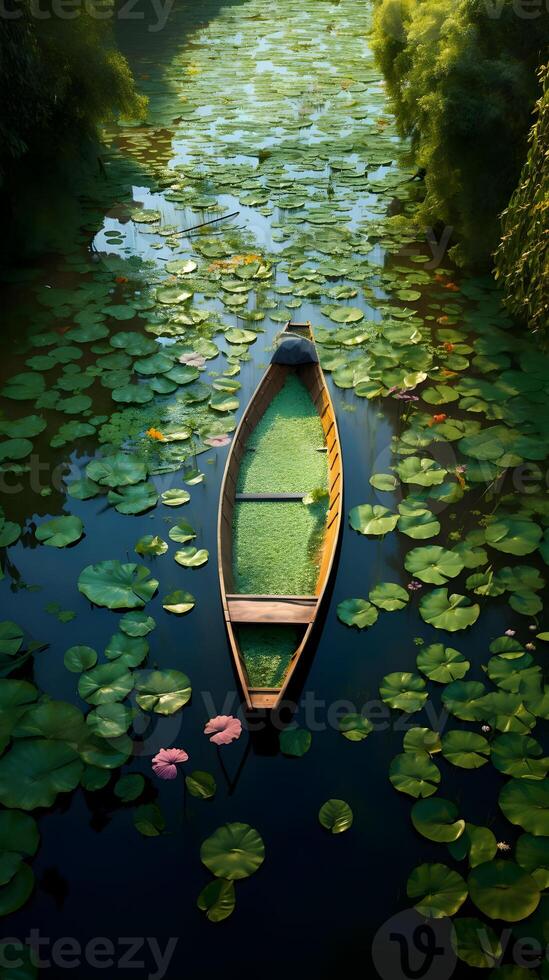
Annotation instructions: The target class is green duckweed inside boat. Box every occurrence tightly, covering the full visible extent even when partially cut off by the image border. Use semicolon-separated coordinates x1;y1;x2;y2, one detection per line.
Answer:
232;374;329;685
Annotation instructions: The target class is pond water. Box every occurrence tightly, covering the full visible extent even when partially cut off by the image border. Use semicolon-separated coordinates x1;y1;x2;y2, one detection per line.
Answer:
1;0;548;977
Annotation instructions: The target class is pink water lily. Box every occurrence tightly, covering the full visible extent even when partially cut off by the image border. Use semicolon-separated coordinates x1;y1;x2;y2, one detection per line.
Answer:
505;629;516;637
205;435;231;448
152;747;189;779
179;352;206;368
204;715;242;745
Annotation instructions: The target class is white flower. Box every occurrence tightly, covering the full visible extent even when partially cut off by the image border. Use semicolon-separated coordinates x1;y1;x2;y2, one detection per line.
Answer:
497;841;511;852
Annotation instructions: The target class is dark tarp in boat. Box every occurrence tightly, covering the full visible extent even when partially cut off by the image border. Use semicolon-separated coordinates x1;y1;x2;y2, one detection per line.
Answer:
271;334;319;365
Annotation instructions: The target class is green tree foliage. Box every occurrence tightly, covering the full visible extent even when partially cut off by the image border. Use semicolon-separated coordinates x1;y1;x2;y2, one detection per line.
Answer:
495;65;548;340
0;0;146;190
371;0;548;266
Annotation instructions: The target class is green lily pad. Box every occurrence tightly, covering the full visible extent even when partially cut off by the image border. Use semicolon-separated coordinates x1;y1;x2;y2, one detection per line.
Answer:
499;779;549;835
78;561;158;609
186;770;216;799
134;803;165;837
396;457;447;487
279;727;312;757
86;703;133;739
0;740;83;810
485;517;542;556
516;834;549;890
174;547;209;568
168;521;196;544
452;917;503;968
407;863;467;918
337;598;378;629
0;622;23;657
161;488;190;507
134;669;192;715
491;733;548;780
419;589;480;632
369;473;398;491
105;632;149;668
108;482;158;515
119;611;156;638
86;453;147;488
162;591;196;615
338;713;373;741
318;799;353;834
389;752;440;798
349;504;398;535
380;672;428;712
411;797;465;843
441;731;490;769
197;879;235;923
134;535;168;557
405;546;464;585
78;662;133;706
468;860;540;922
201;823;265;879
416;644;470;683
35;516;83;548
114;773;145;802
63;646;98;673
369;582;409;611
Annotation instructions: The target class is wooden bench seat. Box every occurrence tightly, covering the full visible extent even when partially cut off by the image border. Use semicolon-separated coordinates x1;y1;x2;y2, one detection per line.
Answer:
226;595;318;624
235;492;306;501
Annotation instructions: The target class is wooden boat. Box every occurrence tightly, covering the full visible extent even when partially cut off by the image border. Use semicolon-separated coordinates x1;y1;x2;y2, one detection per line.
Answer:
218;321;343;710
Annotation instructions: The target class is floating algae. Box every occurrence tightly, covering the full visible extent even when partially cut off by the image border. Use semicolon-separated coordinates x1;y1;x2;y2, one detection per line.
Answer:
233;374;328;595
237;626;298;688
233;373;329;682
237;374;327;494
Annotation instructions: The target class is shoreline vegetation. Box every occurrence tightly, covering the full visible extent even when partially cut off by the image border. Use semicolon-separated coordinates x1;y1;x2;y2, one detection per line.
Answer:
0;0;146;255
371;0;548;338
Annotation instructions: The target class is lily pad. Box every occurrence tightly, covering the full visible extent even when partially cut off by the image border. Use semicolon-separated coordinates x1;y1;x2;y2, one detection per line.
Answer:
369;582;409;611
279;727;311;757
78;662;133;706
162;590;196;615
336;598;378;629
338;713;373;741
201;823;265;879
134;669;192;715
349;504;398;535
0;740;83;810
318;799;353;834
78;561;158;609
35;516;83;548
63;646;98;673
468;860;540;922
411;797;465;843
441;731;490;769
197;879;235;923
419;590;480;632
174;547;209;568
380;672;428;712
86;453;147;488
499;779;549;835
407;863;467;918
186;770;216;800
417;644;470;683
405;547;464;585
389;752;440;798
114;774;145;802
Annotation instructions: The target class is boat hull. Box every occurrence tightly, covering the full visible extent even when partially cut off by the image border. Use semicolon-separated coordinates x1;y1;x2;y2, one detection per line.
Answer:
217;322;343;710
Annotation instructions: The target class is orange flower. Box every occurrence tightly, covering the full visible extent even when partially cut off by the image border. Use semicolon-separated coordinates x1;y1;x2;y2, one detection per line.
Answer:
443;342;455;352
146;428;166;442
441;368;458;378
437;315;449;324
115;276;128;284
427;413;447;427
444;282;460;292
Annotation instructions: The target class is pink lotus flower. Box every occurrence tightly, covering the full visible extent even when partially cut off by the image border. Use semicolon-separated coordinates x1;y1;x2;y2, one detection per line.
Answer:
204;715;242;745
205;435;231;448
407;580;423;592
505;629;516;637
179;352;205;368
152;747;189;779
